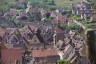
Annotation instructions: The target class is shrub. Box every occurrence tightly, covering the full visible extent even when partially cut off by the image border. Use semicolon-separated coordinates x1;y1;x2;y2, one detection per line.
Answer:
84;24;96;28
57;60;70;64
68;24;81;30
71;15;81;21
59;23;81;30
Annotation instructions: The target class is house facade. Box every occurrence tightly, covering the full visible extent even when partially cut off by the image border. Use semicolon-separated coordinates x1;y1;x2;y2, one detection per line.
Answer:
32;49;60;64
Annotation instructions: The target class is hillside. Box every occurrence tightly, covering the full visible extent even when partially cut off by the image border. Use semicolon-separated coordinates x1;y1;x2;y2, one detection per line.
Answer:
28;0;83;8
0;0;95;13
54;0;82;8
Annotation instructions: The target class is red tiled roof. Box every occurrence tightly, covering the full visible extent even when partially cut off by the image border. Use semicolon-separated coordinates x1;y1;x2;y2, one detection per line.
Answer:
58;15;68;20
32;49;58;57
1;48;24;64
52;20;59;24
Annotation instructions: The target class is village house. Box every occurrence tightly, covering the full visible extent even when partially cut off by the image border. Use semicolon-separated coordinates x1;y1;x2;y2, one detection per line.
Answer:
20;25;47;49
62;44;76;63
91;14;96;22
0;28;7;43
57;15;68;24
50;11;57;18
91;3;96;10
51;19;59;25
53;29;86;64
0;43;7;64
55;40;65;50
51;14;69;26
6;28;26;47
53;27;65;45
72;1;92;19
31;49;60;64
0;41;25;64
39;8;47;18
5;25;54;50
0;43;31;64
1;47;24;64
9;8;17;17
0;42;59;64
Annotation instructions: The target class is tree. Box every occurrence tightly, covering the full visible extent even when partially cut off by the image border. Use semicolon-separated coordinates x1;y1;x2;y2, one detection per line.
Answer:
0;0;7;13
87;0;96;2
0;0;18;13
68;24;81;30
51;0;55;5
58;23;67;30
43;0;48;2
71;15;81;21
48;0;55;5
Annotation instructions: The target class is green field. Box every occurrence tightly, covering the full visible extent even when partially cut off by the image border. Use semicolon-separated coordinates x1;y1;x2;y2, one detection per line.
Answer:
24;0;84;9
0;0;92;12
54;0;82;8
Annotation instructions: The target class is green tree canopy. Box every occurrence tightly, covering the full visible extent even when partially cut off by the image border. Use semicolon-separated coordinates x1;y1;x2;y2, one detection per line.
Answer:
87;0;96;2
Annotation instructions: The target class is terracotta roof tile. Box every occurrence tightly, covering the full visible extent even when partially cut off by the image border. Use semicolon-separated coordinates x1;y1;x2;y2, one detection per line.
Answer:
1;48;24;64
58;16;68;19
52;20;59;24
32;49;58;57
